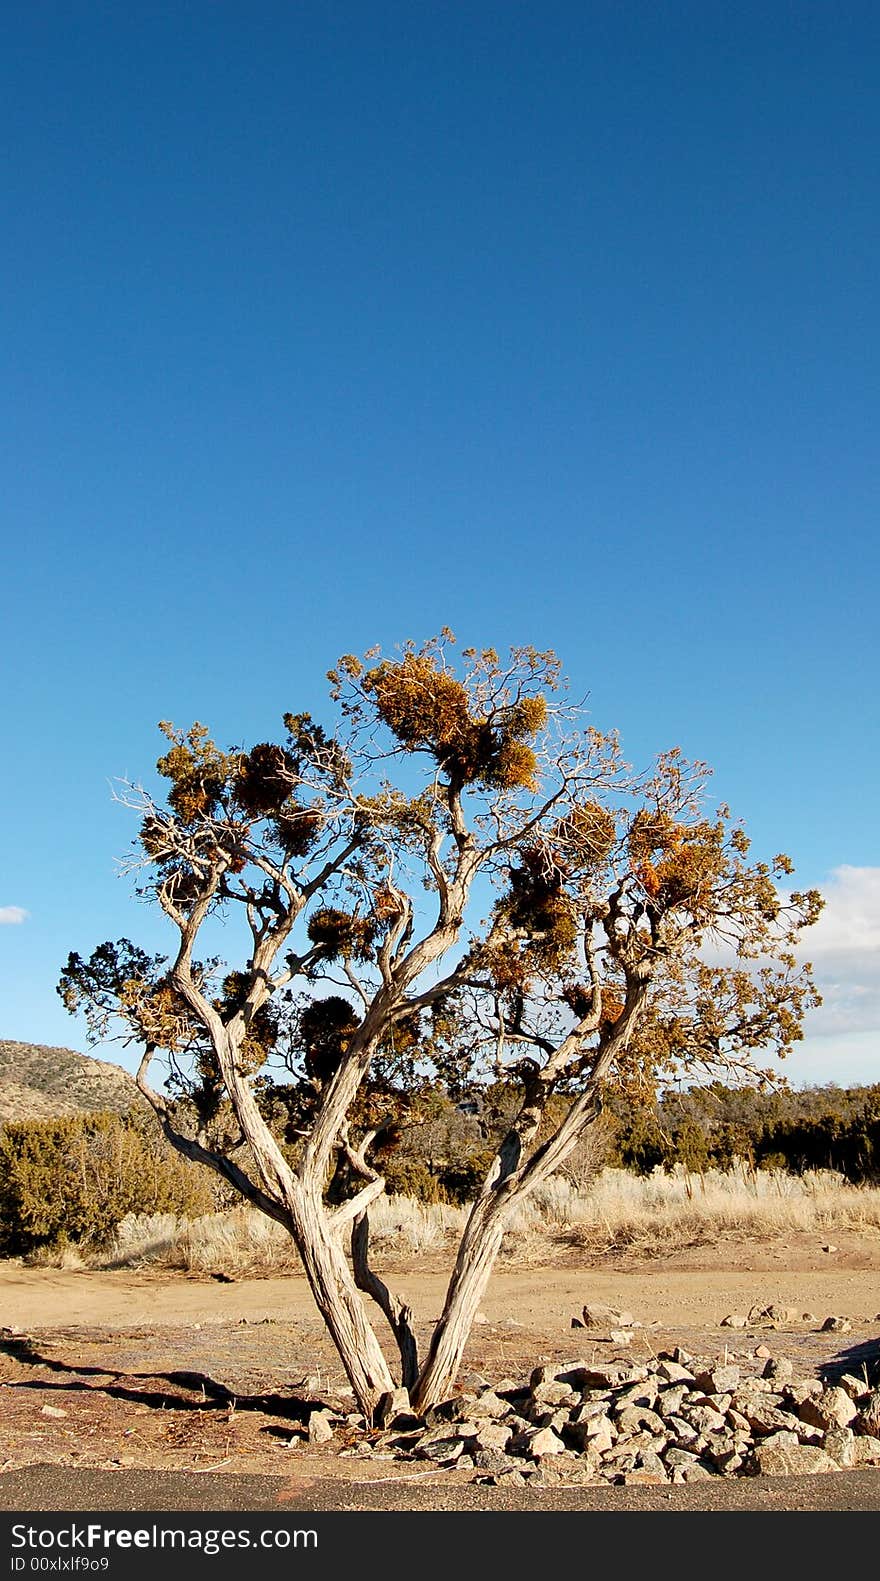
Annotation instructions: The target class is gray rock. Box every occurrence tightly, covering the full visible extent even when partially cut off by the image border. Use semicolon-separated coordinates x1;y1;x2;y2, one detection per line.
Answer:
695;1365;740;1395
823;1425;856;1467
416;1436;465;1463
820;1315;852;1333
657;1385;691;1419
531;1380;579;1408
472;1448;520;1473
424;1393;478;1426
720;1314;748;1329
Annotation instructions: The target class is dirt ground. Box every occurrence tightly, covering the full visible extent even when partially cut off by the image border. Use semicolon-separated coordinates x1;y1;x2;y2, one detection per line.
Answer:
2;1229;879;1508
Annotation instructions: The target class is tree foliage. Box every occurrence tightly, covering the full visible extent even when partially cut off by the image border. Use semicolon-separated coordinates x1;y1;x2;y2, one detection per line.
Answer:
59;634;822;1415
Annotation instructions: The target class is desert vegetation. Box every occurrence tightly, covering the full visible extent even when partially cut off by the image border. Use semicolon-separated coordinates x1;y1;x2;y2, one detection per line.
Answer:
0;1109;217;1257
5;1080;880;1265
55;635;824;1417
51;1162;880;1278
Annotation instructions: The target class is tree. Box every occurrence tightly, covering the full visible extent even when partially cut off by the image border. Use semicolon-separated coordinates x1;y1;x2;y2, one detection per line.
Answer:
59;635;822;1418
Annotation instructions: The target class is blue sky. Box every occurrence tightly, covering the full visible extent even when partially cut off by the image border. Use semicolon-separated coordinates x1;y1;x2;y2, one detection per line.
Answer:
2;2;878;1085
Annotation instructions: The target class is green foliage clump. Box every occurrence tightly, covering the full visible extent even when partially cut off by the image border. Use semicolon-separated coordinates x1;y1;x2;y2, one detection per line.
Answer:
0;1110;217;1257
604;1081;880;1182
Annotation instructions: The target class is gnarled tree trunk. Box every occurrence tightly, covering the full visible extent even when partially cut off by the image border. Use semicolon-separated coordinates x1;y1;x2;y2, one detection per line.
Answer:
412;1197;507;1412
286;1185;396;1418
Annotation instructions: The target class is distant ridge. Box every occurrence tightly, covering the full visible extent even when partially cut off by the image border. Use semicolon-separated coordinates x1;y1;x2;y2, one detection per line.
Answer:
0;1040;144;1123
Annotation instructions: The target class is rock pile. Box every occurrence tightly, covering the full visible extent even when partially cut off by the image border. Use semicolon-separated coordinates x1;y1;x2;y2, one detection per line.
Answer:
348;1350;880;1486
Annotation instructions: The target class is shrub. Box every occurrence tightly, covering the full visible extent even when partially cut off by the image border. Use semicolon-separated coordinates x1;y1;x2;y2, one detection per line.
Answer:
0;1109;217;1256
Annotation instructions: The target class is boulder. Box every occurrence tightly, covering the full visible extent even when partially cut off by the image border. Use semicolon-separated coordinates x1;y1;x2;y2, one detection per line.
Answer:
856;1391;880;1437
657;1361;696;1385
526;1426;566;1458
761;1357;794;1383
469;1391;510;1419
581;1304;634;1328
754;1442;836;1477
798;1387;858;1432
851;1434;880;1465
823;1426;856;1467
531;1380;579;1408
307;1410;335;1445
470;1420;514;1453
416;1435;465;1463
695;1365;740;1395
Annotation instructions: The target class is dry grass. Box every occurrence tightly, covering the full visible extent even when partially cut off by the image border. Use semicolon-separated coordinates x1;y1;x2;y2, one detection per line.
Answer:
102;1195;466;1273
97;1164;880;1273
507;1165;880;1255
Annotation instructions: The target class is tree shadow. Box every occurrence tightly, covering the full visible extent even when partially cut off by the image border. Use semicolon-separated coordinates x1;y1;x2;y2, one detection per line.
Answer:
0;1334;332;1423
820;1335;880;1387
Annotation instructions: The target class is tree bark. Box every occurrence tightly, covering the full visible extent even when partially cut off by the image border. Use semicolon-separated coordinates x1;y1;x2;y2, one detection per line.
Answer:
351;1211;419;1395
412;1196;507;1412
286;1185;396;1419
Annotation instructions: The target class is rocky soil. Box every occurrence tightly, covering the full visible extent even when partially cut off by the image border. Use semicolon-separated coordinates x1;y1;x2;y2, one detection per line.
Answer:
342;1305;880;1487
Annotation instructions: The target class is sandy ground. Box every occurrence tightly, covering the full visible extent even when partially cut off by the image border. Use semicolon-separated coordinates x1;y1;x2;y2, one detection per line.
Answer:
1;1231;879;1509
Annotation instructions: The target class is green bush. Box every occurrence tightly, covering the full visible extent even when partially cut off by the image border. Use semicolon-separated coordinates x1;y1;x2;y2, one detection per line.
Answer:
604;1081;880;1182
0;1109;217;1256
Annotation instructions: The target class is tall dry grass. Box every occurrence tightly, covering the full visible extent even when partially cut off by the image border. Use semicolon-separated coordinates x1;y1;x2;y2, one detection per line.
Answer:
100;1164;880;1273
505;1164;880;1256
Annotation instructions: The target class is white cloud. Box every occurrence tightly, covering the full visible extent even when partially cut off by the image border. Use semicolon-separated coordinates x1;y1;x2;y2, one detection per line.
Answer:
703;866;880;1085
796;866;880;1043
0;906;28;926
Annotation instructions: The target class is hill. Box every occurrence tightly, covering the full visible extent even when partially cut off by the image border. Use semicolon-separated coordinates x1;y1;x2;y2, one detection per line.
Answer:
0;1040;144;1124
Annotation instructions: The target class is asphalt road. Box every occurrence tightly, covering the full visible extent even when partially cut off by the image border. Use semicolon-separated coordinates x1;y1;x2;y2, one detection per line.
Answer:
2;1463;880;1512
